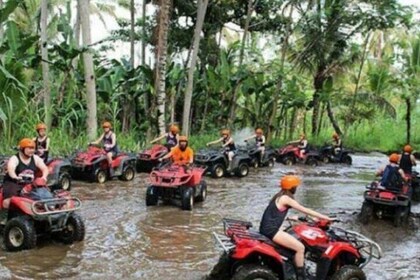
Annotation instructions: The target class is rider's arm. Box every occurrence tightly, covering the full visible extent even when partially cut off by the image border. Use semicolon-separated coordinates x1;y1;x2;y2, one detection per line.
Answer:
411;155;417;166
160;149;173;160
376;166;384;176
45;137;50;151
188;149;194;164
298;140;307;149
150;134;167;144
6;156;19;180
91;133;104;145
222;138;234;147
34;155;49;181
207;138;223;146
399;169;408;182
283;196;331;220
261;135;266;144
109;133;117;148
243;135;256;141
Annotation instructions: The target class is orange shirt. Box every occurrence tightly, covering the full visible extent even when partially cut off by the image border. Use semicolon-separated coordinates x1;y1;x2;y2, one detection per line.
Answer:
170;146;194;165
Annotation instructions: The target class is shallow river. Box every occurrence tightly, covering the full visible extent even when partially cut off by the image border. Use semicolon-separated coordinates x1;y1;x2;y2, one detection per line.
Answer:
1;154;419;280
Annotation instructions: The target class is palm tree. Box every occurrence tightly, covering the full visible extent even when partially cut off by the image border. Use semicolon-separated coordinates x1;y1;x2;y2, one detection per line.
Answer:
40;0;51;127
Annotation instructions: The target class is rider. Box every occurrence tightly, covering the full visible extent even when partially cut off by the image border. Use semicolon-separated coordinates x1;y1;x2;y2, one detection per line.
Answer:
259;175;332;280
90;121;119;176
244;128;265;163
150;124;180;151
376;153;407;191
207;129;237;171
33;123;50;163
2;138;49;209
399;145;417;176
332;132;342;156
159;136;193;166
289;133;308;159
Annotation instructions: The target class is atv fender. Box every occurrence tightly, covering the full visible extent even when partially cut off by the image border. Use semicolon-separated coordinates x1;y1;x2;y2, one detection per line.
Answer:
9;197;35;216
322;242;360;261
46;159;71;185
231;239;286;264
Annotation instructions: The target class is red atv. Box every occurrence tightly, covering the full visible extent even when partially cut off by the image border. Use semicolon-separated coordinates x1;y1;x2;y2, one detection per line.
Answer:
211;217;382;280
136;144;169;173
0;178;85;251
0;157;72;191
70;145;136;183
360;181;411;227
275;144;319;167
145;163;207;210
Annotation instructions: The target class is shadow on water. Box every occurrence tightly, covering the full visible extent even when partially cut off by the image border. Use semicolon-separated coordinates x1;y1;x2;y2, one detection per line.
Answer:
1;153;419;279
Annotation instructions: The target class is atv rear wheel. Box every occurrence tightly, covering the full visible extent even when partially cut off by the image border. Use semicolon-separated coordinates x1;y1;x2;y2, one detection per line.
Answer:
235;162;249;177
57;213;85;244
181;187;194;211
250;158;259;169
120;165;135;181
359;202;373;225
342;155;352;165
211;163;225;178
331;265;366;280
96;169;107;184
306;157;318;167
4;216;37;251
196;181;207;202
283;156;294;166
322;156;329;163
232;264;277;280
146;186;159;206
58;171;72;191
267;158;275;168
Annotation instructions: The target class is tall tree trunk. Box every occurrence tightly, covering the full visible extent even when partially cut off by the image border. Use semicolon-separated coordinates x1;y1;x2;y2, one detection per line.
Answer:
0;0;4;64
228;0;255;126
182;0;209;136
312;69;325;135
154;0;171;134
141;0;147;66
406;97;411;144
79;0;97;139
326;100;342;135
40;0;51;127
288;107;297;140
350;33;370;114
72;0;81;69
130;0;135;67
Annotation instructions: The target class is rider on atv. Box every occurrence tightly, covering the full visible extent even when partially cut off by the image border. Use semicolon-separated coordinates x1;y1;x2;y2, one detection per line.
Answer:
33;123;50;163
260;175;332;280
150;124;180;151
399;145;417;177
332;132;342;156
376;153;408;192
90;121;119;176
289;133;308;159
1;138;49;211
244;128;265;164
159;136;193;166
207;129;237;171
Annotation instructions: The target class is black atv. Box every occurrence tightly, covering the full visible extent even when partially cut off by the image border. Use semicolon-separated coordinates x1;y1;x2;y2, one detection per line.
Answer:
410;171;420;202
239;143;276;169
319;145;352;165
194;148;251;178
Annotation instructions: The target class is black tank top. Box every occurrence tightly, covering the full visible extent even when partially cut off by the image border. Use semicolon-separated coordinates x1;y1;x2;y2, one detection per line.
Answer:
223;137;236;151
260;197;289;239
35;137;48;150
256;136;264;147
399;153;413;174
166;133;178;148
103;132;118;152
4;154;36;183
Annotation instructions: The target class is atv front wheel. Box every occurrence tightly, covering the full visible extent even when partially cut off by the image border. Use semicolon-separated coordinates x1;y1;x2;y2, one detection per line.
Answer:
235;162;249;177
331;265;366;280
267;158;275;168
181;187;194;211
146;186;159;206
306;157;318;167
211;163;225;178
4;216;37;251
196;181;207;202
57;213;85;244
96;169;107;184
322;156;329;164
359;202;373;225
120;165;135;181
250;158;259;169
58;171;72;191
232;264;277;280
342;155;352;165
283;156;294;166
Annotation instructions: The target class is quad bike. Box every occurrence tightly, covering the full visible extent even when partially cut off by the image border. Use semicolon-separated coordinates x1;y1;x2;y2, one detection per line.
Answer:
194;149;252;179
145;163;207;210
0;177;85;251
360;181;411;227
136;144;169;173
70;144;136;183
407;171;420;202
0;157;72;191
211;217;382;280
239;143;277;169
276;144;319;167
319;146;352;165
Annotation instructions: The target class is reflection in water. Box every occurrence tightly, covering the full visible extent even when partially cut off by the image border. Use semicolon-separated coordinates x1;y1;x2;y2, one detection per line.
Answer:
0;154;419;279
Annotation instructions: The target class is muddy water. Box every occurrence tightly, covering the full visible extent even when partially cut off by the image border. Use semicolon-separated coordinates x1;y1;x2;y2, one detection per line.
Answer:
1;154;419;280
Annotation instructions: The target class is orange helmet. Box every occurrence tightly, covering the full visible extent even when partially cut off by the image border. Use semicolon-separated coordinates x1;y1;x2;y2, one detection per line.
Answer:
332;132;339;139
280;175;301;190
403;145;412;153
19;138;36;149
102;121;112;128
389;153;400;164
170;124;179;134
221;129;230;136
36;123;47;131
256;128;263;134
178;135;188;142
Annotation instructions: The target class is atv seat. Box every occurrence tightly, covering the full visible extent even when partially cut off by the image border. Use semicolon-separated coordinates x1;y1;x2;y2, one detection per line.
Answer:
248;229;296;259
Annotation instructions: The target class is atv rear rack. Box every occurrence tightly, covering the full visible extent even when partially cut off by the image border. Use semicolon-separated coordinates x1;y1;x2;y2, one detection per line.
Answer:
329;226;382;268
31;197;82;216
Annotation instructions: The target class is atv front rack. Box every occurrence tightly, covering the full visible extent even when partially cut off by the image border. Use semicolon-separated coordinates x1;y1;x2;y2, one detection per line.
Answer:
329;226;383;268
31;197;82;216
